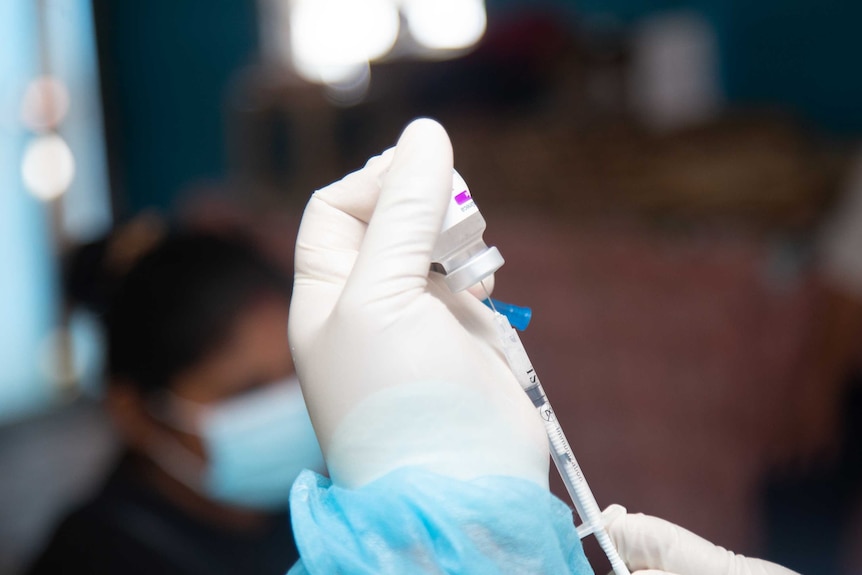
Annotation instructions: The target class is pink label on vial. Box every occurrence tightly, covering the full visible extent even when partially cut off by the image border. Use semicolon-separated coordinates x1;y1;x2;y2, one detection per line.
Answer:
454;190;472;205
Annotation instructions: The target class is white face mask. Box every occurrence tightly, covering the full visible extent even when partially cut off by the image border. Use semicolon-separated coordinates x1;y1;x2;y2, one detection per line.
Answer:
147;376;325;510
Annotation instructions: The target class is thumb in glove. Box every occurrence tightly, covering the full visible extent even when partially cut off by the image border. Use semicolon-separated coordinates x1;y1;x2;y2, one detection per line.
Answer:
602;504;800;575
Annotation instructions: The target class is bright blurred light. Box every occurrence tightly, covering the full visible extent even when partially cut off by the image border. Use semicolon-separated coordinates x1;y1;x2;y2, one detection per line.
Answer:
21;134;76;201
402;0;486;51
291;0;399;84
20;76;70;132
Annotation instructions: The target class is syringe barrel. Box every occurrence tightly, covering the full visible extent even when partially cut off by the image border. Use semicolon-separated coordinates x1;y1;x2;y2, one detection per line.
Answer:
544;401;630;575
493;312;631;575
540;402;597;522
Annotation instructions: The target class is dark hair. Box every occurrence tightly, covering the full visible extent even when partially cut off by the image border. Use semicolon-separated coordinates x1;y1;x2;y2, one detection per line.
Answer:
105;232;292;394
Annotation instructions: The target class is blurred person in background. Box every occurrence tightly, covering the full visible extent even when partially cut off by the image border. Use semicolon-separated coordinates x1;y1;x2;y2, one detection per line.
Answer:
27;230;323;575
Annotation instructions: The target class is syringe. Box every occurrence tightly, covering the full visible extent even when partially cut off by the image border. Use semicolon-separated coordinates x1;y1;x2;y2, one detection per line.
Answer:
429;170;629;574
483;287;631;575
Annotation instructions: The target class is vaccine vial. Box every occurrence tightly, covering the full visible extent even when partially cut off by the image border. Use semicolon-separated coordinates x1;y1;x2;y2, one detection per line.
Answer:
430;170;504;292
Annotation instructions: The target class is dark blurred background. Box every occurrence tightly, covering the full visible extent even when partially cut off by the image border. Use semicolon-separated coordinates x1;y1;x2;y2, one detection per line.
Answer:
3;0;862;573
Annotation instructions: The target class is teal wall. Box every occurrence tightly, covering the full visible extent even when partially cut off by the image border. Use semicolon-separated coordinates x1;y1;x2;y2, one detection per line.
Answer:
94;0;260;215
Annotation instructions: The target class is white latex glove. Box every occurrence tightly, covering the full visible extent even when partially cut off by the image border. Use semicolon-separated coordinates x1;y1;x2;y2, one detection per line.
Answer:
603;505;801;575
288;119;549;489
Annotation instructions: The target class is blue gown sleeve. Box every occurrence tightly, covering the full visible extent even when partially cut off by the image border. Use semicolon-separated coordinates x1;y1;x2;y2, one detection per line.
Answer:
287;467;595;575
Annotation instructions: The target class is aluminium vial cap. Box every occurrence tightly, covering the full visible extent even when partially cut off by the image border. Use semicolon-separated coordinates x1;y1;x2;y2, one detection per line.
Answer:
442;245;505;293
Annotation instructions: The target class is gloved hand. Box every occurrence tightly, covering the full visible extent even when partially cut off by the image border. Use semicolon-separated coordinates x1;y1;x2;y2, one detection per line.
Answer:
603;504;801;575
288;119;549;489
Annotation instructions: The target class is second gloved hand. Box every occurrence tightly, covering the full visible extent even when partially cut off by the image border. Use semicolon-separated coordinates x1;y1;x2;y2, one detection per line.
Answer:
603;505;800;575
288;119;549;489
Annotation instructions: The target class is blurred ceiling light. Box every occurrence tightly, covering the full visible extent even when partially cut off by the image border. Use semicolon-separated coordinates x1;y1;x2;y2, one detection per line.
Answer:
402;0;486;51
20;76;70;132
290;0;399;84
21;134;76;201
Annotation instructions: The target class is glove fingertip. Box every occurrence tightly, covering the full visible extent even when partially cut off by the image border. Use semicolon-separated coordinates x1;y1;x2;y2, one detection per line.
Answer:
390;118;453;175
399;117;451;146
602;503;628;526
